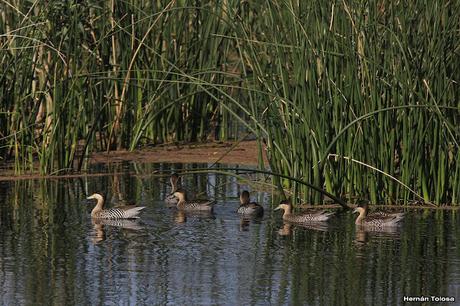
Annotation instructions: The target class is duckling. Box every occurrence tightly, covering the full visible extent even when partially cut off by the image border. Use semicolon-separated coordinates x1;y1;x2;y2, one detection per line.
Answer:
237;190;264;216
87;193;145;219
274;200;334;223
164;173;180;206
353;203;404;227
173;189;215;211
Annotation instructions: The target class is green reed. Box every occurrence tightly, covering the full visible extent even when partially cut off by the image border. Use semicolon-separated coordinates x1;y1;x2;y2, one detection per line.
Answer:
227;0;459;205
0;1;458;204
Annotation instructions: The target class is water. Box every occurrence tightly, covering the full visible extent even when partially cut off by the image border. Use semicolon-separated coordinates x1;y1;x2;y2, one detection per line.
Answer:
0;163;459;305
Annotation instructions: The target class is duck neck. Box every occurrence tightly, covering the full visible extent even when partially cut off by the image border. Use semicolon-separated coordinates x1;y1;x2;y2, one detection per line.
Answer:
91;197;104;216
178;192;187;202
355;209;366;224
240;195;249;205
171;178;178;192
282;205;292;219
177;199;186;208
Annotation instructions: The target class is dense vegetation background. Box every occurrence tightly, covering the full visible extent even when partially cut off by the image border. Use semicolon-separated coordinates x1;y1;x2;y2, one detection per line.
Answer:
1;1;459;204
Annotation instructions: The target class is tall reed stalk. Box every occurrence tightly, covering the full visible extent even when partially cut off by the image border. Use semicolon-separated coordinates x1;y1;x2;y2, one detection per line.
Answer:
0;1;458;204
227;1;459;205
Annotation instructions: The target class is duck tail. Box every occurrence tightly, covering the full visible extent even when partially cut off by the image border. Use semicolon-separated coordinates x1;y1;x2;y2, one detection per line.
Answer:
317;211;335;221
393;213;405;223
125;206;146;218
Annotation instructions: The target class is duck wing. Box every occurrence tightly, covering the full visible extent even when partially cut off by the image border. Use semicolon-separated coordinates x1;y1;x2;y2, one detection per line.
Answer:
238;202;264;216
363;213;404;227
164;194;178;205
96;205;145;219
286;210;334;223
180;199;215;211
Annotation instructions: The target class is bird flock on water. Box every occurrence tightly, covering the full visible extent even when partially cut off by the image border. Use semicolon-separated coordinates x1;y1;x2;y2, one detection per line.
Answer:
86;173;405;230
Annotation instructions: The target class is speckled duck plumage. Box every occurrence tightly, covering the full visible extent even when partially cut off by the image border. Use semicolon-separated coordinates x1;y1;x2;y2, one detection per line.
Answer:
353;203;404;227
87;193;145;219
173;190;215;211
275;200;334;223
237;190;264;216
355;200;397;218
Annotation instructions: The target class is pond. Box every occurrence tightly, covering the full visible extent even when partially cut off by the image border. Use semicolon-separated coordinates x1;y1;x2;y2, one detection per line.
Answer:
0;163;459;305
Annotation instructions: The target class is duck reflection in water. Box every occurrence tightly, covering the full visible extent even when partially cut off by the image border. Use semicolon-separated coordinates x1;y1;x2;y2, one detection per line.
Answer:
175;210;187;224
278;221;330;236
92;222;105;244
173;209;215;225
354;226;402;248
90;218;144;244
238;215;263;232
278;223;293;236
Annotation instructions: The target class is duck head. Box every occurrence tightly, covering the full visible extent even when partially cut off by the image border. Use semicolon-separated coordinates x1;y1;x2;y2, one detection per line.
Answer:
274;199;292;213
239;190;250;205
87;193;104;202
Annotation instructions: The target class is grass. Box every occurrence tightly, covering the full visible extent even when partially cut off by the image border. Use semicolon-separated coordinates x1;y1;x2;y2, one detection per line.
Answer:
0;1;458;205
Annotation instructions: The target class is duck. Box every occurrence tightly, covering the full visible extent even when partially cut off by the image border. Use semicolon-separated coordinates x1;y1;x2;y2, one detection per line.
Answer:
237;190;264;216
274;200;334;223
164;173;180;206
354;200;396;218
87;193;145;219
173;189;215;211
353;203;404;227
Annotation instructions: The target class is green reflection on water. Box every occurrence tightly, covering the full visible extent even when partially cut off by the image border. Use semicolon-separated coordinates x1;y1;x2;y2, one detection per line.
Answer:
0;164;458;305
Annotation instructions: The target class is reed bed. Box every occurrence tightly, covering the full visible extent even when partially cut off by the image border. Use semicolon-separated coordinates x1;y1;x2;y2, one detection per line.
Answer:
0;1;458;205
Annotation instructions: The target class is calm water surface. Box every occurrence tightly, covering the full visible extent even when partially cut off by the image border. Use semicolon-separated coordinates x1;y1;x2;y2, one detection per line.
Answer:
0;163;459;305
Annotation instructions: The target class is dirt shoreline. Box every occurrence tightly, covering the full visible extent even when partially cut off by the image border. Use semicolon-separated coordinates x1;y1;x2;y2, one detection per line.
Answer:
90;140;266;166
0;140;266;181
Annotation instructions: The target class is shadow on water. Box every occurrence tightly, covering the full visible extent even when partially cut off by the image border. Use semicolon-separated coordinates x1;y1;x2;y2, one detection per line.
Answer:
0;163;459;305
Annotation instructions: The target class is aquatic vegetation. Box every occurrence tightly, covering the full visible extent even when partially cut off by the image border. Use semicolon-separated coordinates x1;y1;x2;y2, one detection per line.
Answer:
0;1;458;204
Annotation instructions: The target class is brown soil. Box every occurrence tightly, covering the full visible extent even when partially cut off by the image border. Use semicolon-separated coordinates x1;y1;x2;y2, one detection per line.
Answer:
90;140;267;166
0;140;267;181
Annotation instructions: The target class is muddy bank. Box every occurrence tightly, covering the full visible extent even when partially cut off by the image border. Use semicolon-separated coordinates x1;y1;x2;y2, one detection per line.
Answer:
0;140;266;181
90;140;267;166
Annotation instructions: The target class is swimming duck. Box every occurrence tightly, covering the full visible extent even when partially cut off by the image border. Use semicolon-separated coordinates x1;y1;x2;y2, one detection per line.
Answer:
173;189;215;211
354;200;395;218
274;200;334;223
164;173;180;206
87;193;145;219
237;190;264;216
353;203;404;227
